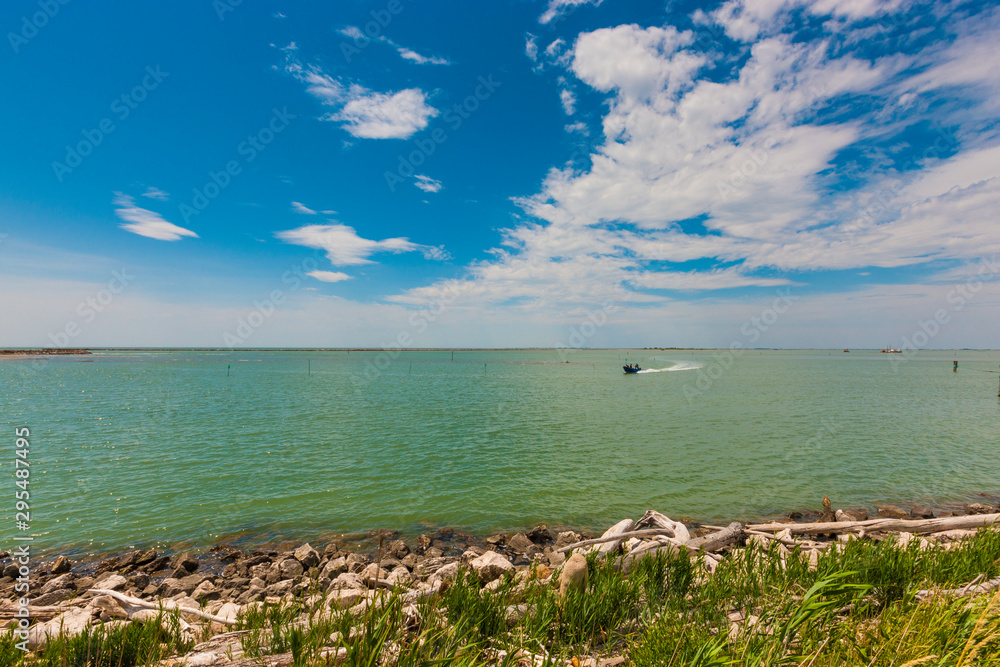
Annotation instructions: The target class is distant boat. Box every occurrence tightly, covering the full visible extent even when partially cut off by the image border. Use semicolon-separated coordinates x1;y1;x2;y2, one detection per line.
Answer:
623;365;641;374
880;347;902;354
843;349;850;353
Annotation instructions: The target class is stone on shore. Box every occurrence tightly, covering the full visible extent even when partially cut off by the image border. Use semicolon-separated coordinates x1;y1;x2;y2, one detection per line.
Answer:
293;543;320;569
171;553;199;574
559;553;588;598
877;505;909;519
910;505;935;519
50;555;72;575
471;551;514;583
507;533;535;554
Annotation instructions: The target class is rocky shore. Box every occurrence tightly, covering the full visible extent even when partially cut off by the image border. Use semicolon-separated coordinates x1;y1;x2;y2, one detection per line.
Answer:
3;498;1000;666
0;348;91;356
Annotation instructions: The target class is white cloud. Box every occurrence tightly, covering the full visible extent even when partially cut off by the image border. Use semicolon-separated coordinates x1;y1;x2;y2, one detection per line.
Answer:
276;223;448;266
284;55;437;139
414;174;443;193
306;270;352;282
525;34;539;62
113;193;198;242
141;186;169;200
340;26;450;65
391;5;1000;313
539;0;604;25
291;201;317;214
559;87;576;114
332;87;438;139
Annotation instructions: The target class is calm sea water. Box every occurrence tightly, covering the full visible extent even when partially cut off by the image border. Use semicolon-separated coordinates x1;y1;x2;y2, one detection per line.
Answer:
2;349;999;557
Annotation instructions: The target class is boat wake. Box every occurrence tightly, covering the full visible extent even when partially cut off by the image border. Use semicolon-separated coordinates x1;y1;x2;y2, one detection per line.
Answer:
636;361;704;373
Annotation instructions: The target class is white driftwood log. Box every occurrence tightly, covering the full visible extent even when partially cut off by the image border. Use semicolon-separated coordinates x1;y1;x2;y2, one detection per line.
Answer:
88;589;238;626
593;519;636;554
916;575;1000;600
749;513;1000;536
557;529;677;553
636;510;691;544
617;522;745;573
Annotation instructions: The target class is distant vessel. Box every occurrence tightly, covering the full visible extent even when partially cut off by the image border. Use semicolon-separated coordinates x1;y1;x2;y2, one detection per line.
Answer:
843;349;850;353
623;365;641;374
880;347;902;354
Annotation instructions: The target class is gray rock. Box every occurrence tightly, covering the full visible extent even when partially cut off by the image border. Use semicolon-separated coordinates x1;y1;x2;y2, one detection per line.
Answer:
266;579;294;597
433;562;461;583
322;557;348;578
877;505;909;519
910;505;935;519
2;564;19;579
526;526;552;544
128;573;150;591
40;573;76;595
471;551;514;583
171;553;199;574
554;531;581;549
50;556;72;575
96;574;128;591
193;580;221;602
330;572;366;591
386;540;410;559
293;543;320;569
964;503;994;515
424;547;444;559
507;533;535;554
279;558;304;579
32;588;74;606
346;553;370;573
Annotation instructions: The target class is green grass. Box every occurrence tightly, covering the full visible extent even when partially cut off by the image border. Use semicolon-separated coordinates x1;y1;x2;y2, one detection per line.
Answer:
5;528;1000;665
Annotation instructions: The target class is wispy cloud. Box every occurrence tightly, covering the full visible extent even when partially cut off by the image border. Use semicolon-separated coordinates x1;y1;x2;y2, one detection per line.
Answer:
141;186;169;200
306;270;352;282
283;50;438;139
539;0;604;24
291;201;336;215
414;174;443;193
338;26;450;65
113;193;198;241
276;223;448;266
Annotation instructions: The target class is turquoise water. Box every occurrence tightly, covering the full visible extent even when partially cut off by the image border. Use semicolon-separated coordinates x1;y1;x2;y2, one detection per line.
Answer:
2;349;999;557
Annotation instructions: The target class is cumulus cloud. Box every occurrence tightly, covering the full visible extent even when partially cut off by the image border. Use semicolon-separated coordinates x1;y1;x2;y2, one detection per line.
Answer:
276;223;448;266
113;193;198;241
392;3;1000;311
284;52;437;139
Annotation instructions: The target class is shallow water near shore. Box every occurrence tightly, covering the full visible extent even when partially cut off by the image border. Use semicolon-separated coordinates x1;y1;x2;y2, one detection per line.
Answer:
2;348;999;557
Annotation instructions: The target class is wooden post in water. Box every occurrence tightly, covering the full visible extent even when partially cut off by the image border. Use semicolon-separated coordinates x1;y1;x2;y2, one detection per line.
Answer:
308;359;311;375
954;360;958;372
227;364;230;377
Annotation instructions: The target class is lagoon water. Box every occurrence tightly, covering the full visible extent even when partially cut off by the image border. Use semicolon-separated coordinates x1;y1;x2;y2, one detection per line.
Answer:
2;349;999;557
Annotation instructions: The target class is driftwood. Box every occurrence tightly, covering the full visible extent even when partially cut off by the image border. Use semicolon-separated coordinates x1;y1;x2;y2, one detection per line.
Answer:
636;510;691;543
89;589;238;626
594;519;636;554
688;522;745;552
557;529;678;553
617;522;745;573
915;575;1000;601
749;513;1000;536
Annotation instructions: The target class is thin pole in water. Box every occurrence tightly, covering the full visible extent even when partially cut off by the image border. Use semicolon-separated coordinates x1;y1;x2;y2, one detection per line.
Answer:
409;363;412;375
308;359;311;375
451;350;454;362
227;364;230;377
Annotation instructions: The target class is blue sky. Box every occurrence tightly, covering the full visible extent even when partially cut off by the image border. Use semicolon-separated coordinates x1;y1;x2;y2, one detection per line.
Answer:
1;0;999;348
